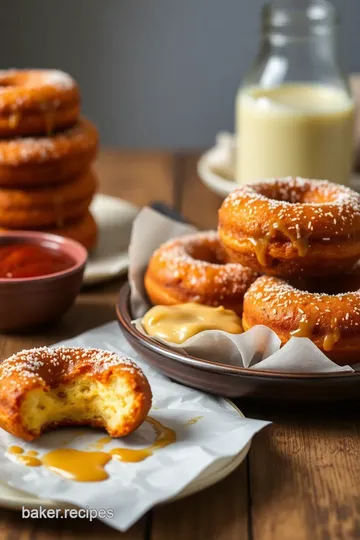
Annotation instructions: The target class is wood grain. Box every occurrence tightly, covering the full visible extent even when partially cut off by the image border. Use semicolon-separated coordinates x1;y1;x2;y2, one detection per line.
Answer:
151;462;249;540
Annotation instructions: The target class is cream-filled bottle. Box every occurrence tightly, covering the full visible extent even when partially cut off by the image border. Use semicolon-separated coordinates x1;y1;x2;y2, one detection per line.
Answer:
236;1;354;186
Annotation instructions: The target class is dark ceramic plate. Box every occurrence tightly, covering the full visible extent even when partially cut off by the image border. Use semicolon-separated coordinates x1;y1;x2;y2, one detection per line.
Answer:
116;282;360;401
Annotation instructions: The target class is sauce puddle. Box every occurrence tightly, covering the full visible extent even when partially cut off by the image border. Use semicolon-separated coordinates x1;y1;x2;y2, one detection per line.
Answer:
7;416;176;482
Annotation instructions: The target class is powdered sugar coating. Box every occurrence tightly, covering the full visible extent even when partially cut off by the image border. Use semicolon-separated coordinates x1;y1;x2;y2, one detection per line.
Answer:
0;118;98;165
244;274;360;332
0;347;146;385
0;69;76;93
221;177;360;237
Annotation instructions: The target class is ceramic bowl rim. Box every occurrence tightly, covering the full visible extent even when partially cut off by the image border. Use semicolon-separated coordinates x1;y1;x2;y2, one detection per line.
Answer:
116;282;358;381
0;231;87;284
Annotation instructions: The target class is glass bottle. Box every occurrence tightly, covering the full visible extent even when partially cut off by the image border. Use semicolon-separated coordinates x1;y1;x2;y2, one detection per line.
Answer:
235;0;354;185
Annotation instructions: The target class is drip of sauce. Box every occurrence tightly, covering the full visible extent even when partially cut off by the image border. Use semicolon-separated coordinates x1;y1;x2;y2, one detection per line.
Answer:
250;221;309;266
44;110;55;136
142;303;243;344
89;436;112;451
17;455;42;467
110;416;176;462
8;112;21;129
290;315;317;338
42;449;111;482
0;244;75;278
323;318;341;351
186;416;203;426
7;417;176;481
8;446;24;455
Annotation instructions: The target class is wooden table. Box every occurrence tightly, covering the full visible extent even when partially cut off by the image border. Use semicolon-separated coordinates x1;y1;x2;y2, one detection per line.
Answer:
1;151;360;540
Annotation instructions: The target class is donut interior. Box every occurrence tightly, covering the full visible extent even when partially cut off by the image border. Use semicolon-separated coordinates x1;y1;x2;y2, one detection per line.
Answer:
19;375;141;438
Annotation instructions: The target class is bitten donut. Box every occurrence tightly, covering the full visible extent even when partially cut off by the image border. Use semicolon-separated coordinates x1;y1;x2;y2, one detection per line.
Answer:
144;231;258;315
243;269;360;365
0;170;97;228
218;177;360;277
0;69;80;137
0;118;98;187
0;347;152;441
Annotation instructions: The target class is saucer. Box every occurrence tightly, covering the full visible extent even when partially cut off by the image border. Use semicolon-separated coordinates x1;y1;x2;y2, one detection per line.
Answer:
197;133;360;198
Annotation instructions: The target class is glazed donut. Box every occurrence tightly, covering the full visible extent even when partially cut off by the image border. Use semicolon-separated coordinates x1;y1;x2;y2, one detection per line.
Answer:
0;118;98;187
218;177;360;277
243;270;360;365
144;231;258;315
0;347;152;441
47;211;98;251
0;170;97;228
0;69;80;137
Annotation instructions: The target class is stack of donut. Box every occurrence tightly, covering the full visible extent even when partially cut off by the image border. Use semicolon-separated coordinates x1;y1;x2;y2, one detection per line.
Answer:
0;69;98;250
145;177;360;365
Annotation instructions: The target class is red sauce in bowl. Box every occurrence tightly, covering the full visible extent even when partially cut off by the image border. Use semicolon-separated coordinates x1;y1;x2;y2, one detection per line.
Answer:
0;244;76;278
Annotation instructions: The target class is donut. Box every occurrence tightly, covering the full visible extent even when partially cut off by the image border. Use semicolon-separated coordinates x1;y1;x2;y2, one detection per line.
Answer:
0;69;80;137
0;118;98;187
243;269;360;365
218;177;360;277
0;170;97;228
47;211;98;251
0;347;152;441
144;231;259;315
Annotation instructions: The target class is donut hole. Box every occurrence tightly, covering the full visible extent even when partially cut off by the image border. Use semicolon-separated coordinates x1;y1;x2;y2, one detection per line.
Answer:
186;239;228;265
255;180;339;205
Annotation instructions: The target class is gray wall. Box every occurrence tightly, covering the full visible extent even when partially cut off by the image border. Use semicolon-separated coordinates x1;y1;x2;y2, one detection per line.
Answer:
0;0;359;149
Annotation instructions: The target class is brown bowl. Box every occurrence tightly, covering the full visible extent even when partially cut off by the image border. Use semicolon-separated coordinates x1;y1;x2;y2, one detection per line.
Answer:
0;231;87;332
116;282;360;401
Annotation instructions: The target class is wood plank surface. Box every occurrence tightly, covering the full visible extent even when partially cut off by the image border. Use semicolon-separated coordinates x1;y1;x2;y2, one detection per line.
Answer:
1;150;360;540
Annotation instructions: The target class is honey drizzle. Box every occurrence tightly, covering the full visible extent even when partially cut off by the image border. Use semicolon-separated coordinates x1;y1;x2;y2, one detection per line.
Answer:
6;417;176;482
290;315;317;338
323;318;341;351
8;113;21;129
250;221;309;266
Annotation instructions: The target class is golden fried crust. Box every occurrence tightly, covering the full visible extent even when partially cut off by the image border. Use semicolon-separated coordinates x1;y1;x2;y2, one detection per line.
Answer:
0;118;98;187
46;211;98;251
144;231;258;315
0;171;97;228
0;69;80;136
218;177;360;277
243;268;360;366
0;347;152;441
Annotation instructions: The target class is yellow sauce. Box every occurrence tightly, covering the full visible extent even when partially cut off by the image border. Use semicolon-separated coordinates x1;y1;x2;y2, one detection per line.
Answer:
7;417;176;482
142;303;243;344
8;446;24;455
110;416;176;462
8;112;21;129
250;221;309;266
236;84;354;185
323;319;341;351
186;416;203;426
42;449;111;482
290;315;317;338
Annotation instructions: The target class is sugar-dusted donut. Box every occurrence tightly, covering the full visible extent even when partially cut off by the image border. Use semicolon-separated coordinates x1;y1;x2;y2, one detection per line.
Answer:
218;177;360;277
0;170;96;228
0;69;80;137
144;231;258;315
0;347;152;441
46;211;98;251
243;268;360;365
0;118;98;187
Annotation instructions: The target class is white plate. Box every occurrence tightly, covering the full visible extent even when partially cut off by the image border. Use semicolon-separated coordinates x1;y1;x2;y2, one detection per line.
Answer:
0;403;249;510
198;133;360;198
84;194;139;286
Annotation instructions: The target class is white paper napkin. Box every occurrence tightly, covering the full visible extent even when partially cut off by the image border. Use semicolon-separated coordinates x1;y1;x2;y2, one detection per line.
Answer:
129;207;354;373
0;322;269;532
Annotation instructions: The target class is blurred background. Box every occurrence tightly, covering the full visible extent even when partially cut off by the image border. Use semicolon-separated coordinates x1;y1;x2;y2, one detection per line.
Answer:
1;0;359;149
